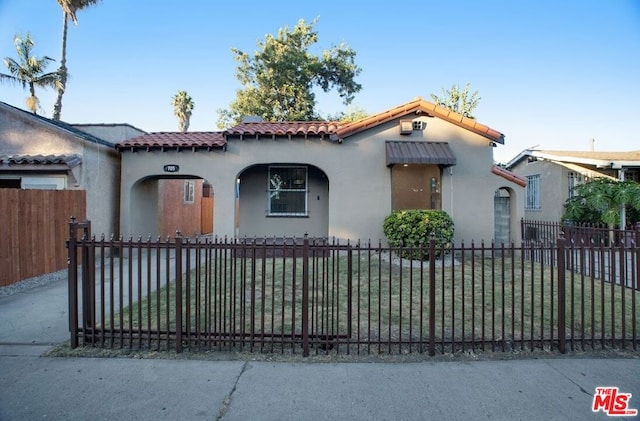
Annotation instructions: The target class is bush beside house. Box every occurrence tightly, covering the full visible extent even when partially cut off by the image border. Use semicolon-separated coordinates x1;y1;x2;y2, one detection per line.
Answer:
383;209;454;260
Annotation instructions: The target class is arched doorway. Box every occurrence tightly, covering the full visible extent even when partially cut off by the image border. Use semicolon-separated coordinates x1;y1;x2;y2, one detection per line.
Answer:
129;175;213;238
235;163;329;238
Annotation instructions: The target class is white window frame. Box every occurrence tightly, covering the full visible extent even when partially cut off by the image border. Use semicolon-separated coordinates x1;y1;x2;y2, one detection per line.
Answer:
184;180;195;204
267;166;308;216
526;174;540;210
567;171;583;198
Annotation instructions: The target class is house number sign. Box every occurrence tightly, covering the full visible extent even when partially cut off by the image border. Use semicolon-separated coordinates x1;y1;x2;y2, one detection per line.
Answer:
163;164;180;173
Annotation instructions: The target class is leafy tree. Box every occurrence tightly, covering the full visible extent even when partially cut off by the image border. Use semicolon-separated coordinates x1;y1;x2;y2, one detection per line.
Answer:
53;0;101;120
430;83;480;118
325;105;368;123
563;178;640;229
217;18;362;128
1;33;61;114
172;90;195;132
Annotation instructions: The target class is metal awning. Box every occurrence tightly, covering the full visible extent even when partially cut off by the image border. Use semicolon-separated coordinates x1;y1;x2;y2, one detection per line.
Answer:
385;141;456;167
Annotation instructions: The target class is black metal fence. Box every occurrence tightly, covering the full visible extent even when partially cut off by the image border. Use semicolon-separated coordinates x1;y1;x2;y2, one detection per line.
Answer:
521;219;638;247
68;219;639;356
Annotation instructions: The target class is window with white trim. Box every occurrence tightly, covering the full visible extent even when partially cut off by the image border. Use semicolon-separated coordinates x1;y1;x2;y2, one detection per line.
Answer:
567;171;583;198
184;180;195;203
526;174;540;210
268;166;307;216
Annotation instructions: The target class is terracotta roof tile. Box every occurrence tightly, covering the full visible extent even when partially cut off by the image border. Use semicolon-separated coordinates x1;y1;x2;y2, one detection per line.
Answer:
0;154;82;167
116;98;505;151
116;132;226;150
225;121;340;138
491;165;527;187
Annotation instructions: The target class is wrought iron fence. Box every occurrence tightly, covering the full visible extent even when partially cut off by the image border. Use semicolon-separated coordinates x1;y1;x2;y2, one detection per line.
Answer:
68;219;639;356
521;219;638;247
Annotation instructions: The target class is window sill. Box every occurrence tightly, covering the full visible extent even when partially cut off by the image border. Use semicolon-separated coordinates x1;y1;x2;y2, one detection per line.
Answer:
267;213;309;218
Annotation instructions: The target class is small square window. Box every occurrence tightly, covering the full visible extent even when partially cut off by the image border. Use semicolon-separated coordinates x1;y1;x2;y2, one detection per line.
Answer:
184;180;195;203
412;120;424;131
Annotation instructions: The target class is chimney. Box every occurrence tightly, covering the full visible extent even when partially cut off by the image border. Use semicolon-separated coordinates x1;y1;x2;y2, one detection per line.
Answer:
590;138;595;151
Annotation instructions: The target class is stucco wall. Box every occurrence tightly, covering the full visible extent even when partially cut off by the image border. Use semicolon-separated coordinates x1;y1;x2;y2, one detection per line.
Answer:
120;115;525;243
510;159;566;222
0;105;120;236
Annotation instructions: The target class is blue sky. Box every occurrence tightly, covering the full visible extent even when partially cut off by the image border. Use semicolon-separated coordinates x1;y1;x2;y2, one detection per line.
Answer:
1;0;638;162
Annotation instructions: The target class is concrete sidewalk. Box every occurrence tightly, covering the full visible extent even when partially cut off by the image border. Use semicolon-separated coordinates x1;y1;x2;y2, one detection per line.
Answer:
1;272;639;420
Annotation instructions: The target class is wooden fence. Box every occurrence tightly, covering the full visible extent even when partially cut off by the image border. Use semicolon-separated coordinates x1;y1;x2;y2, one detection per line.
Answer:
0;189;86;287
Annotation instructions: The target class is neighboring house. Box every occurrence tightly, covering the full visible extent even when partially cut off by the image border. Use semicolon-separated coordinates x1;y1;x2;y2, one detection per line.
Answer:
117;98;526;244
0;101;122;236
506;149;640;222
71;123;146;145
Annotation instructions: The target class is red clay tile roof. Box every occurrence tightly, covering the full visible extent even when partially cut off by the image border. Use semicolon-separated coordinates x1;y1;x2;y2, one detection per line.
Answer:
335;98;505;144
223;98;504;144
116;98;505;150
491;165;527;187
116;132;226;150
0;154;82;168
225;121;340;138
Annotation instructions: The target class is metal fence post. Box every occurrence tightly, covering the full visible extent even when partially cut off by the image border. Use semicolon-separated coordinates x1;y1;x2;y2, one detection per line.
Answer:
302;234;310;357
636;225;640;292
68;217;78;348
428;235;436;356
80;220;93;341
175;231;183;353
557;233;566;354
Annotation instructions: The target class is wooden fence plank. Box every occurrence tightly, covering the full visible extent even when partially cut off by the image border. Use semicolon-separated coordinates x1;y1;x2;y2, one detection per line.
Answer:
0;189;86;287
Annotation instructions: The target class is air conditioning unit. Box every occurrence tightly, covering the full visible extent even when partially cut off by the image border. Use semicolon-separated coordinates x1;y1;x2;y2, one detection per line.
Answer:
399;120;413;135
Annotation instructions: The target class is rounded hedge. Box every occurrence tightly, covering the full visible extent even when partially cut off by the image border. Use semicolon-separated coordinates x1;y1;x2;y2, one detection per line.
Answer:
383;209;454;260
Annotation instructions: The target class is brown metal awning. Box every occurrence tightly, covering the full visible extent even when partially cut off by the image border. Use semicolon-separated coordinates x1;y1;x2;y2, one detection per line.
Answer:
385;141;456;167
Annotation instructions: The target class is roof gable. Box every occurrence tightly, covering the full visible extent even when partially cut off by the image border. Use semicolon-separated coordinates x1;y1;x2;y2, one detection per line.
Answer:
334;98;505;144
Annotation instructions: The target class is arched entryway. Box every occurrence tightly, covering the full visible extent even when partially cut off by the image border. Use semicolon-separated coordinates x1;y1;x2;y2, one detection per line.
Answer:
129;175;213;238
235;163;329;238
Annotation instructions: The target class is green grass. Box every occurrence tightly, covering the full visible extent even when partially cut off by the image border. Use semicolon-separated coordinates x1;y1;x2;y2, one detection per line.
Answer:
105;249;639;353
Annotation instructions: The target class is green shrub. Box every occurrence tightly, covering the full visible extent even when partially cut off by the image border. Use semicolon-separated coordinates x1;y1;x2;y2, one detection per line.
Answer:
383;209;454;260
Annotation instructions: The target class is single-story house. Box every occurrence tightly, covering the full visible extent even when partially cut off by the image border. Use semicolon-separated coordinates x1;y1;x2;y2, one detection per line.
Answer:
0;101;141;236
117;98;526;244
506;149;640;223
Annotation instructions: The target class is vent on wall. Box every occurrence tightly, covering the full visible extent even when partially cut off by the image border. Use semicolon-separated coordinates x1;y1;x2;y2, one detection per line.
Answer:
399;120;413;135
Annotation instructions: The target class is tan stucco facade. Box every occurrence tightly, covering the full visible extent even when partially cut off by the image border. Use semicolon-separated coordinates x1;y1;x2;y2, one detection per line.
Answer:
509;159;567;222
120;114;525;243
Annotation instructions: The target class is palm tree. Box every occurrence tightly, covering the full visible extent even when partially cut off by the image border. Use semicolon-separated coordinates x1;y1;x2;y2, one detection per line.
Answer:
52;0;100;120
1;33;61;114
172;91;195;132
